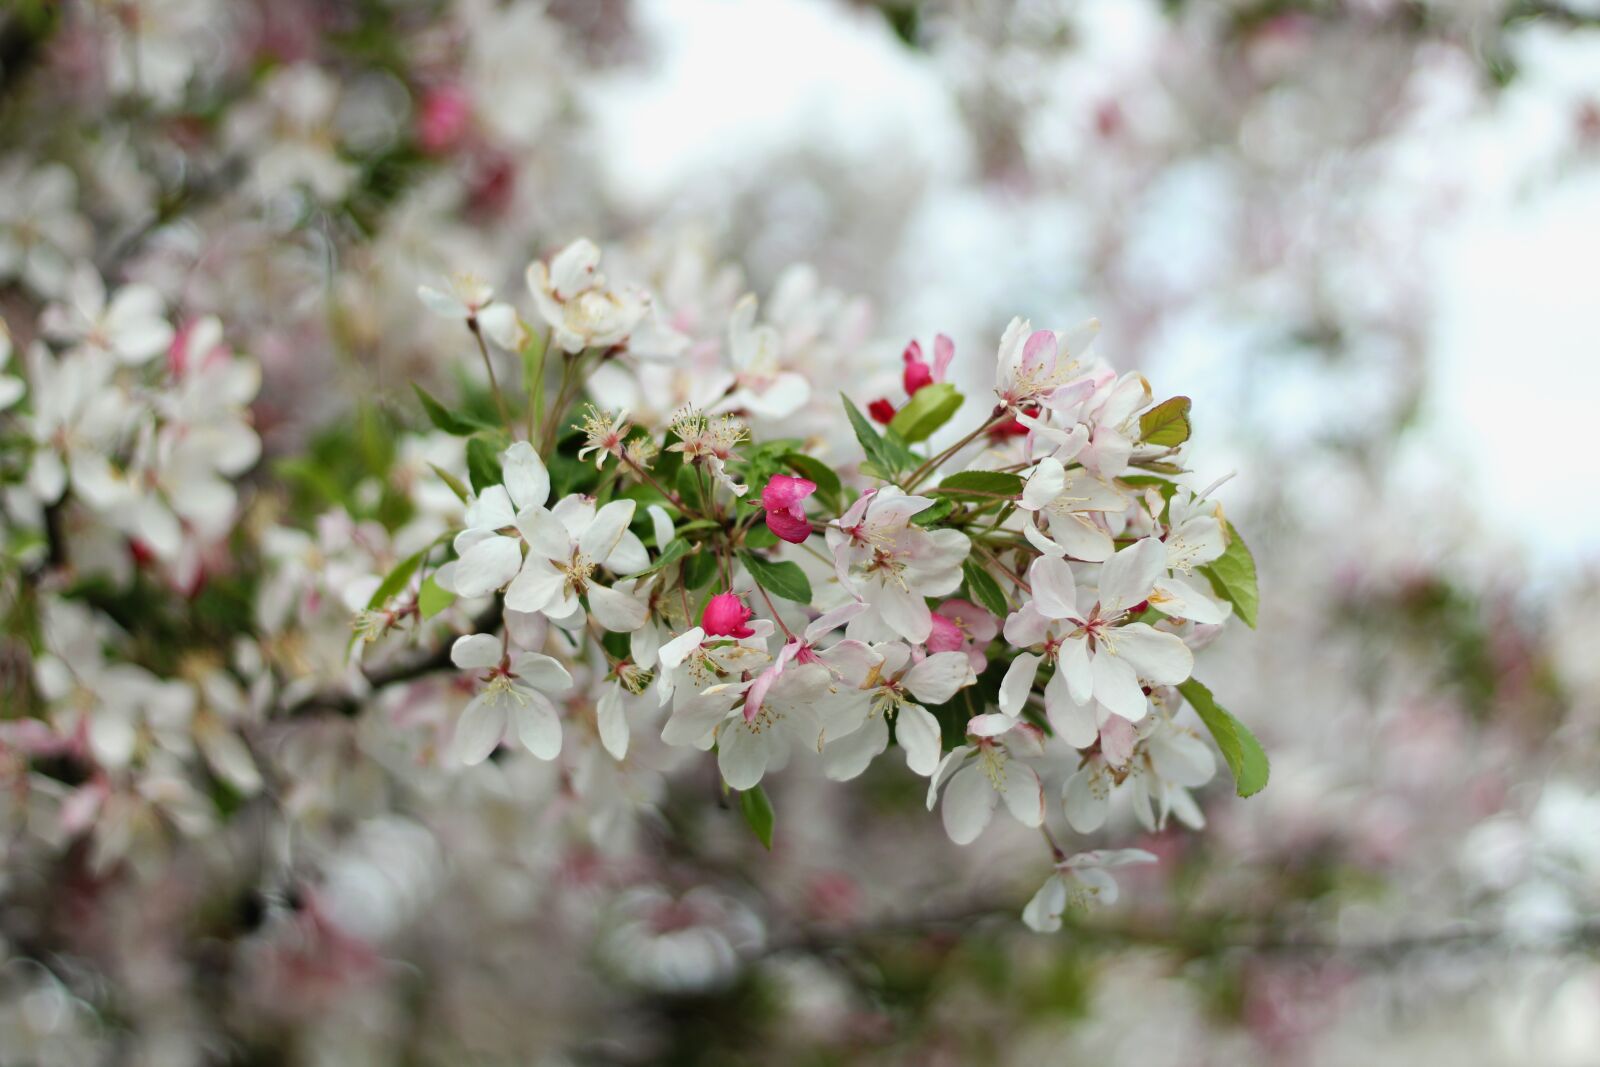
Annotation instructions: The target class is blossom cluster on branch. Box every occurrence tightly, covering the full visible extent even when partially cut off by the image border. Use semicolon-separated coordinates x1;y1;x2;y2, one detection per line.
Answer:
385;237;1267;929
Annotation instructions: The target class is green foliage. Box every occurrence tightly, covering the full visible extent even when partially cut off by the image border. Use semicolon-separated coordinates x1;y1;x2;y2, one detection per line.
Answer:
1139;396;1192;447
413;384;493;436
366;548;427;609
842;394;916;479
739;785;775;850
1199;522;1259;628
934;470;1024;499
911;497;955;527
418;576;455;619
628;537;688;578
889;383;963;444
739;551;813;604
962;559;1009;617
680;550;718;591
1179;678;1269;798
465;437;504;495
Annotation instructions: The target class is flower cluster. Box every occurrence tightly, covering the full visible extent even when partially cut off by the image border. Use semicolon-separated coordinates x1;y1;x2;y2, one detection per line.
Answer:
395;237;1264;929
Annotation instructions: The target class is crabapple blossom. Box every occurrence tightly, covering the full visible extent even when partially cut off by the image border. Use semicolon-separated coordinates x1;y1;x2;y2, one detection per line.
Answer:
1021;850;1159;933
828;487;970;644
759;474;817;544
527;238;648;353
927;715;1048;845
448;633;574;764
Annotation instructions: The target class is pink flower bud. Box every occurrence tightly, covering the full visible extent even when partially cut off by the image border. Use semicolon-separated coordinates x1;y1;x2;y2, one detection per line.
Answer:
867;397;896;424
416;84;473;155
702;591;755;638
902;339;934;395
760;474;816;544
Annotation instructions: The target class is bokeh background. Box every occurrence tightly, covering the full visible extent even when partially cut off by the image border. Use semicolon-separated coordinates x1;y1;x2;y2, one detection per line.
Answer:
3;1;1600;1064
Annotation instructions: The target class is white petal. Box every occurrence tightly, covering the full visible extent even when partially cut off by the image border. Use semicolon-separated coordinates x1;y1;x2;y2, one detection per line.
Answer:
451;633;503;669
1113;624;1194;686
822;713;887;781
903;651;975;705
896;703;943;776
1098;537;1164;615
597;685;629;760
999;652;1041;715
999;763;1045;828
580;499;636;563
1045;668;1099;747
512;692;563;760
588;582;648;632
1090;649;1148;722
717;722;769;790
452;696;506;765
451;535;523;598
1022;874;1068;933
509;652;573;693
501;441;550;511
942;763;998;845
1063;768;1109;833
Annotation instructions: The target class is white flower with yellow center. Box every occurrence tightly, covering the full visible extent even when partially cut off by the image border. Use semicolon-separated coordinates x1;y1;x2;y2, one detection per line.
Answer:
449;633;574;765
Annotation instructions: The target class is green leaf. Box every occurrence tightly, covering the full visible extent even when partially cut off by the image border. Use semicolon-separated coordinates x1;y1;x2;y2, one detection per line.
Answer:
739;785;775;850
414;384;493;436
428;462;471;505
465;437;503;495
842;393;916;476
418;575;455;619
739;551;813;603
962;559;1008;617
888;382;963;444
1178;678;1269;798
934;470;1024;498
628;537;688;578
680;550;718;590
783;453;843;514
1139;396;1191;448
676;464;707;514
911;497;955;526
367;548;427;610
743;522;779;549
521;325;547;436
1199;522;1259;629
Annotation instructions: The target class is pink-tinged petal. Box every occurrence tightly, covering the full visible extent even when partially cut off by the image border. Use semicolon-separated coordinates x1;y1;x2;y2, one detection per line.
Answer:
761;473;817;512
765;507;813;544
1099;714;1138;766
932;334;956;380
1021;329;1057;373
926;612;964;654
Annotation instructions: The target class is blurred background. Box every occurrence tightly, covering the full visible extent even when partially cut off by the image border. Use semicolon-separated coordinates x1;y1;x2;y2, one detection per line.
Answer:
3;0;1600;1064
